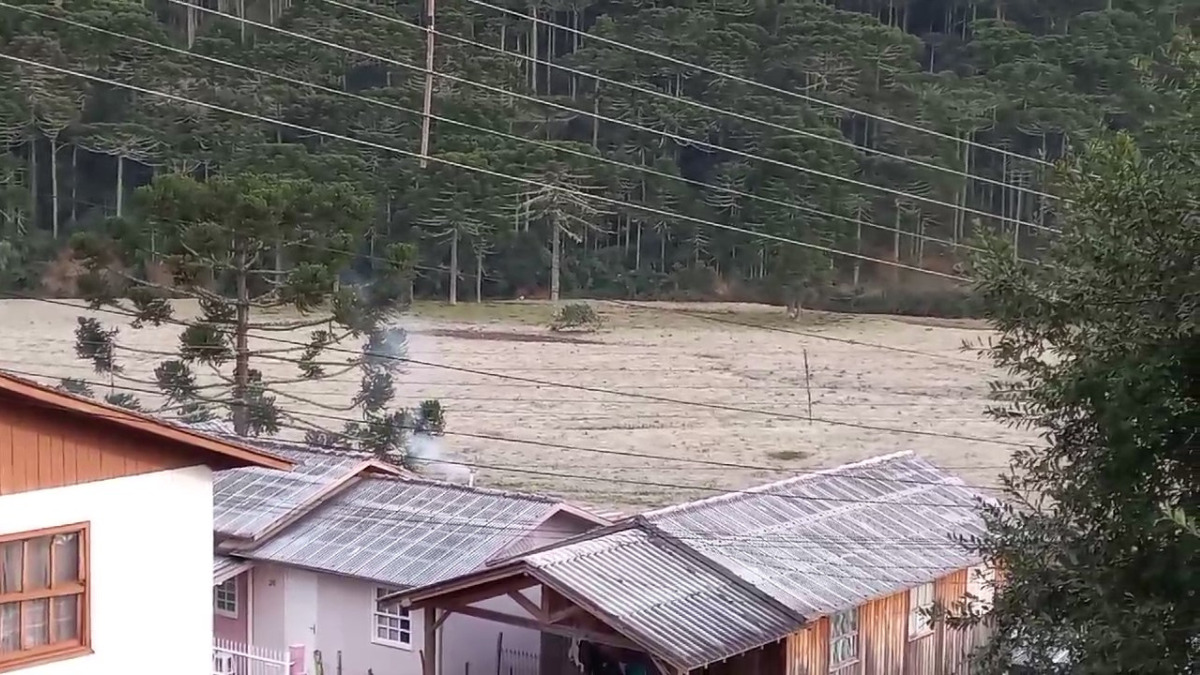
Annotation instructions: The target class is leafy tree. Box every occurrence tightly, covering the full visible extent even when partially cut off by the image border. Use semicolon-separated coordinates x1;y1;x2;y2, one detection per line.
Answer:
67;172;435;462
966;45;1199;671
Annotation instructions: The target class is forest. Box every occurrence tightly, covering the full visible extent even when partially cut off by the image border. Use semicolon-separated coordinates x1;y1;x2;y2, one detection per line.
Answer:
0;0;1192;314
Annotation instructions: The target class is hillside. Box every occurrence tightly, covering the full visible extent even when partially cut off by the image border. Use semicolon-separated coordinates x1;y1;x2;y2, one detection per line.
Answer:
0;0;1192;310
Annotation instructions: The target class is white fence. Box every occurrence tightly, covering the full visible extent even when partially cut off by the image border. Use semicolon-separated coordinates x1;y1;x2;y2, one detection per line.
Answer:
213;638;293;675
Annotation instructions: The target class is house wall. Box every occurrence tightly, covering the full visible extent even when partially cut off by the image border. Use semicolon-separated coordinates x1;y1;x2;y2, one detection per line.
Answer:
0;392;202;495
244;512;597;675
214;571;250;643
0;465;213;675
786;569;993;675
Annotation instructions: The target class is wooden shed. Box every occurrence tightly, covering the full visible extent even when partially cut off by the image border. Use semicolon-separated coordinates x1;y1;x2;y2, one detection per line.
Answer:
390;452;996;675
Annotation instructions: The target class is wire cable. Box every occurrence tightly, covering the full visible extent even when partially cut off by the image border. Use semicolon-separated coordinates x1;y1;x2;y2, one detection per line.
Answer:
316;0;1060;202
0;1;997;259
0;292;1028;449
165;0;1059;235
0;51;971;280
1;365;1008;509
463;0;1053;167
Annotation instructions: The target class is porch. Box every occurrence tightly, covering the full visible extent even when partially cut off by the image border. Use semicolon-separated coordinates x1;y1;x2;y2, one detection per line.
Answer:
394;529;798;675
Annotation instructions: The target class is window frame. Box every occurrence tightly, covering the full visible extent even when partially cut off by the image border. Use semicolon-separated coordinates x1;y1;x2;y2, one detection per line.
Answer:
0;522;91;671
908;582;936;640
214;577;239;619
828;607;859;672
370;586;412;650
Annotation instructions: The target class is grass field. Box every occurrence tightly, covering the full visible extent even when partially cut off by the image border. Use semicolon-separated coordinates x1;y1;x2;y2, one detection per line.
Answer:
0;298;1032;511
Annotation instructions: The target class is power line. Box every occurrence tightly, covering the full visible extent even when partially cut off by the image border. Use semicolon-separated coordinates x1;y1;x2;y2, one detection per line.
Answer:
0;2;996;260
605;300;988;368
463;0;1053;168
317;0;1060;203
1;292;1026;448
166;0;1059;236
0;51;971;280
1;364;1007;507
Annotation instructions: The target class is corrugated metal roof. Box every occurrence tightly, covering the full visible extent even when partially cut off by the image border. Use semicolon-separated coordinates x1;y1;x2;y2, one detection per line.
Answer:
244;477;559;588
645;451;987;618
463;452;986;670
213;447;363;539
213;554;254;585
527;527;798;668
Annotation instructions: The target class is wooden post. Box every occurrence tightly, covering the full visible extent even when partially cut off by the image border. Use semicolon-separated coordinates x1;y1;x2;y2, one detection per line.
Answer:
424;607;439;675
803;349;813;424
419;0;436;168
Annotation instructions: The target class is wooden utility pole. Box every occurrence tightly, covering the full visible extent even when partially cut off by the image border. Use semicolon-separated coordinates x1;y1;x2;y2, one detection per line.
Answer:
419;0;436;168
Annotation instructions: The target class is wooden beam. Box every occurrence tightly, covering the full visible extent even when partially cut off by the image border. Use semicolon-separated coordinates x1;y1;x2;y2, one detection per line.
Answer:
547;605;582;625
507;590;546;620
444;603;641;652
423;607;438;675
409;574;537;610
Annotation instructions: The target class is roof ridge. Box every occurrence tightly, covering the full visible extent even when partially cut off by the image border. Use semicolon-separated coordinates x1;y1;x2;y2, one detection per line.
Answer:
363;473;561;504
644;450;918;520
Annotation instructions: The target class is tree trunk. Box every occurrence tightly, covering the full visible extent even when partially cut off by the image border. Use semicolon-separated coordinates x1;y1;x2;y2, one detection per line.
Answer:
892;202;901;286
232;249;251;435
71;145;77;224
448;228;459;305
50;137;59;239
115;155;124;217
550;221;561;302
475;250;483;303
27;134;37;229
635;222;642;270
529;5;538;93
853;215;862;287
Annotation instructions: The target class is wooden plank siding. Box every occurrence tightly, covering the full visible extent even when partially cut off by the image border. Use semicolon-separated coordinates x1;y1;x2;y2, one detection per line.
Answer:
786;569;992;675
0;394;201;494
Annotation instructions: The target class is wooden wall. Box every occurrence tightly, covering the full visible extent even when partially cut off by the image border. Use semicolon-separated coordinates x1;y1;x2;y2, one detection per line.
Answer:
0;394;200;494
785;569;992;675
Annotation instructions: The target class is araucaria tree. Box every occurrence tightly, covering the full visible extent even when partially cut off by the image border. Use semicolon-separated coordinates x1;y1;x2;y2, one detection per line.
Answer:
967;37;1199;672
69;172;437;462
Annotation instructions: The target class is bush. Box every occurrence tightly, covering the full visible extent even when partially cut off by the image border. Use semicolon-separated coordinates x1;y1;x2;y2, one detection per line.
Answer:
550;302;604;332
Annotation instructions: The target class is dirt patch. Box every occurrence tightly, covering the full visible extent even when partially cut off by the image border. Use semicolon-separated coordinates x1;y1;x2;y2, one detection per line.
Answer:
421;327;604;345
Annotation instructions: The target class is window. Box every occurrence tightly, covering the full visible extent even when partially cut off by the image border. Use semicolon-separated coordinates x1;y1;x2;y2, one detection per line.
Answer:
372;587;411;649
214;578;238;618
0;524;89;670
829;608;859;671
908;582;935;639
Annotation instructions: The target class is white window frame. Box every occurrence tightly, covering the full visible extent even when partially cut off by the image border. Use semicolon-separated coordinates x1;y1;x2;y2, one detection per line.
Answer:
908;582;935;639
371;587;412;650
214;577;238;619
828;608;859;671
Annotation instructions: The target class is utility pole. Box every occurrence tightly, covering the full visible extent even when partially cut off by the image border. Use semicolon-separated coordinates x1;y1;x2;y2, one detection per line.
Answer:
419;0;436;168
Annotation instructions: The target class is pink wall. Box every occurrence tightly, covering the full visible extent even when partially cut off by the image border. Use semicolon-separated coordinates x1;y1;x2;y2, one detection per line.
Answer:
214;571;249;643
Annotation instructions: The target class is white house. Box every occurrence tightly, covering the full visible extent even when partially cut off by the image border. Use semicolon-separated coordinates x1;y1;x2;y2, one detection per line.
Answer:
211;441;612;675
0;372;291;675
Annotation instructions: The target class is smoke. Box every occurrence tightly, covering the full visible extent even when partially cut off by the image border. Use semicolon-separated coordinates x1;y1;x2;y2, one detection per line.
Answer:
407;432;475;485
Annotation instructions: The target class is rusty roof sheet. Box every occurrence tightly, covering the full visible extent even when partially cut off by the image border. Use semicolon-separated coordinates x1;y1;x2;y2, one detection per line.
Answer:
645;451;987;618
244;476;560;588
527;527;798;668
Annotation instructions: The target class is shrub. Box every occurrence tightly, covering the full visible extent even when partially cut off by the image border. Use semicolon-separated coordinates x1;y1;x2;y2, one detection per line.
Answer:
549;302;604;332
